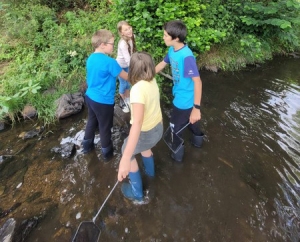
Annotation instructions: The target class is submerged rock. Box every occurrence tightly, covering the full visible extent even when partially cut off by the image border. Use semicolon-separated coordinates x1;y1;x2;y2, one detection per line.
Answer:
0;121;5;131
0;218;16;242
51;142;75;158
12;216;39;242
18;126;44;140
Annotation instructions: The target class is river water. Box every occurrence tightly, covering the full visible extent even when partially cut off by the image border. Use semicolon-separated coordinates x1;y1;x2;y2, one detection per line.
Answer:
0;56;299;241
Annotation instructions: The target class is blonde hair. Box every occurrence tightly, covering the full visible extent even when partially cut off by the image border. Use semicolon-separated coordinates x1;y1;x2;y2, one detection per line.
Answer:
128;52;155;85
91;29;114;50
117;20;136;55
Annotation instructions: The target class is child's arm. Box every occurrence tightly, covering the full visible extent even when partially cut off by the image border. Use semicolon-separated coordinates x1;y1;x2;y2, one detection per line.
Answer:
119;70;128;81
155;60;167;73
190;76;202;124
118;103;144;181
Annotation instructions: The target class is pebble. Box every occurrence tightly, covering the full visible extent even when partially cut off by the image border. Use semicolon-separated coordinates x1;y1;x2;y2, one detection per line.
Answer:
16;183;22;189
125;227;129;233
76;212;81;219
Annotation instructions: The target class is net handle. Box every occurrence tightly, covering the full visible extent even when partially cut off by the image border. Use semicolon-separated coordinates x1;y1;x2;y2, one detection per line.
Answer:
92;180;119;223
174;122;190;135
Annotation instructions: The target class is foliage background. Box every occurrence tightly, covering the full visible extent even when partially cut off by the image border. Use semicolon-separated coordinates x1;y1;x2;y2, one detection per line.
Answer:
0;0;300;124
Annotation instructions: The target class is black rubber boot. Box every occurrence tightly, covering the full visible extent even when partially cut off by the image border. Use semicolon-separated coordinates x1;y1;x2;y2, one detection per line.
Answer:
82;139;95;154
101;143;114;162
191;133;204;148
171;145;185;162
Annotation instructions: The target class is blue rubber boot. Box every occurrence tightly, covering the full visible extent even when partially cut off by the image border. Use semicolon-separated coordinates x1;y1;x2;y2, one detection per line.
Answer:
171;145;185;162
142;155;155;177
191;133;204;148
121;170;143;201
82;138;94;154
101;142;114;161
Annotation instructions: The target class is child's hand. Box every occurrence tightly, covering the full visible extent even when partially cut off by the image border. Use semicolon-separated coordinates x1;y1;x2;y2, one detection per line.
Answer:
118;157;131;181
190;108;201;124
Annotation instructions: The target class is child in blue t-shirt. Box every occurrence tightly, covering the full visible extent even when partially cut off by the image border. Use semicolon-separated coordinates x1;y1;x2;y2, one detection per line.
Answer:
82;29;128;161
156;20;204;162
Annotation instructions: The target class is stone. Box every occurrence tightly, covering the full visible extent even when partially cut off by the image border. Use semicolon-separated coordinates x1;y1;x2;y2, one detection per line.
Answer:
205;65;218;73
21;105;37;119
18;126;44;140
51;142;75;158
0;218;16;242
55;92;84;119
0;121;5;131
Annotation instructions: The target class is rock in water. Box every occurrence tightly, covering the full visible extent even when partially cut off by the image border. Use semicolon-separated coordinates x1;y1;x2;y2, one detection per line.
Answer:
0;218;16;242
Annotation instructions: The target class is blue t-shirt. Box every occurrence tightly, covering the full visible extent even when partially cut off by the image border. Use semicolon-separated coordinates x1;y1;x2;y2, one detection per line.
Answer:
86;53;122;104
164;45;200;109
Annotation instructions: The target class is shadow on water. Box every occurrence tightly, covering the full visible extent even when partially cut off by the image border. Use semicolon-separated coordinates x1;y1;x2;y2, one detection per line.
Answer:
0;56;300;241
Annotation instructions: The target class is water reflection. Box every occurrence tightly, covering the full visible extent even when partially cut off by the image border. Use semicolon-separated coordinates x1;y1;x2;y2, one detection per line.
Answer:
211;59;300;241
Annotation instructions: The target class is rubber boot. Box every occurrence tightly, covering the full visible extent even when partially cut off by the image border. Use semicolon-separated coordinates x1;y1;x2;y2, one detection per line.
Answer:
82;138;94;154
171;145;185;162
121;170;143;201
142;155;155;177
191;133;204;148
101;142;114;161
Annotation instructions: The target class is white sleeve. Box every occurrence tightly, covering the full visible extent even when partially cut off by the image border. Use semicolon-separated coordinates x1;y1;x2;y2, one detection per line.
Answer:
119;40;131;66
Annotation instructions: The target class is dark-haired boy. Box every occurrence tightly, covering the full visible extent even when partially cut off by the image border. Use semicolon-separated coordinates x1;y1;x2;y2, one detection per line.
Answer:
155;20;204;162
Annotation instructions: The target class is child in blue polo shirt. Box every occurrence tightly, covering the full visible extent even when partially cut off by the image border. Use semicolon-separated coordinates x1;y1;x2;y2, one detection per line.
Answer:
82;29;128;161
156;20;204;162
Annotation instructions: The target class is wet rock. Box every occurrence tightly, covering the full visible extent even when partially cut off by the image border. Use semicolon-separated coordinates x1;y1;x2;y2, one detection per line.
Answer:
12;216;39;242
25;191;43;203
0;184;5;195
113;105;130;128
18;126;44;140
0;203;21;219
21;105;37;119
205;65;218;73
0;121;5;131
288;52;300;58
0;218;16;242
55;92;84;119
51;142;75;158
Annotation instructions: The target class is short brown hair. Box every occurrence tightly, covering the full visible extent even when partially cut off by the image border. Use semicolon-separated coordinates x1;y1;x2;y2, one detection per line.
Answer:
91;29;114;50
128;52;155;85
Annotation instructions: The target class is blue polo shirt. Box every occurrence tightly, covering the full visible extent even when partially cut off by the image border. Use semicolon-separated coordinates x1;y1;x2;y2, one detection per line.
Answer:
164;45;200;109
86;53;122;104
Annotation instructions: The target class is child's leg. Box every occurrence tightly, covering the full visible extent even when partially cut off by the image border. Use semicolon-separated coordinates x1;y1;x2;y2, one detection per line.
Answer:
82;96;98;153
189;121;204;148
119;78;130;113
170;105;191;136
118;68;131;113
124;88;130;99
118;67;129;99
120;122;163;200
95;103;114;159
141;149;155;177
84;96;98;140
121;158;143;201
170;105;191;162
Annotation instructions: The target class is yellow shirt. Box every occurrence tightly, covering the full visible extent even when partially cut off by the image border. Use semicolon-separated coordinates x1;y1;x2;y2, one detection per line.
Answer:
130;78;162;131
